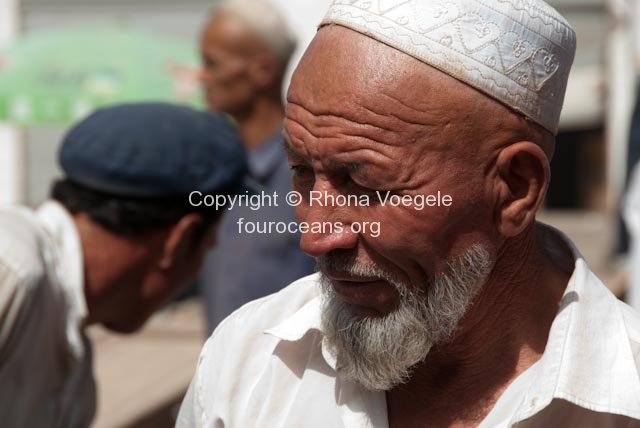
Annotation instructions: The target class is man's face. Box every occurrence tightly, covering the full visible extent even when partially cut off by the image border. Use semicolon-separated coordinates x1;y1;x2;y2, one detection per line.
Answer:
102;220;218;333
199;11;258;116
284;27;501;389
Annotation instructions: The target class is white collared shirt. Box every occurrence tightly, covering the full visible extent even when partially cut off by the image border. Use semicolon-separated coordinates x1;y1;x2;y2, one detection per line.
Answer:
177;226;640;428
0;201;95;428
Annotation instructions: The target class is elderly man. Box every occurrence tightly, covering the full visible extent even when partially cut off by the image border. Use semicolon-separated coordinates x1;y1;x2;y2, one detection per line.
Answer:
198;0;314;332
0;103;247;427
179;1;640;427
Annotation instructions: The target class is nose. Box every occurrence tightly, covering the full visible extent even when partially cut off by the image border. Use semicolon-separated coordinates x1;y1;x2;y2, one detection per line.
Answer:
298;183;359;258
300;226;359;257
197;67;211;85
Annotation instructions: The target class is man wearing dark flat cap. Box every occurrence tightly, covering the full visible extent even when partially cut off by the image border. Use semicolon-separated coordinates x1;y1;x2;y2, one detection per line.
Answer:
0;103;247;428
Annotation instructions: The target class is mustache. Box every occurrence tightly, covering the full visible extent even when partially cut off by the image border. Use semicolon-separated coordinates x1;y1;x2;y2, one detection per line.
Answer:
317;251;385;279
315;251;420;296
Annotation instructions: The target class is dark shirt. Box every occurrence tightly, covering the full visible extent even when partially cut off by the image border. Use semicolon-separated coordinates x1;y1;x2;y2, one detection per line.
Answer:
198;130;315;333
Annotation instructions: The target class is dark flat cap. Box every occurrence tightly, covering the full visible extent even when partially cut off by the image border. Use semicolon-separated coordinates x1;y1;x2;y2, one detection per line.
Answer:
59;103;248;198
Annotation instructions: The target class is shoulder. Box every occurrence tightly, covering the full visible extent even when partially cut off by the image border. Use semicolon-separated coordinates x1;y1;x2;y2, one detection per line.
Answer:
0;206;49;290
0;206;54;352
202;273;320;356
189;274;321;416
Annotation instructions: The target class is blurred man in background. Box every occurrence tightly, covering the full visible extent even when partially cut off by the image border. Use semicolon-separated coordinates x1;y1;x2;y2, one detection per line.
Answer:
0;103;247;427
198;0;314;332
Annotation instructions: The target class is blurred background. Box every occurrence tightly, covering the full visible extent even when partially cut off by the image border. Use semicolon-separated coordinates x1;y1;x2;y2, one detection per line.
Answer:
0;0;637;426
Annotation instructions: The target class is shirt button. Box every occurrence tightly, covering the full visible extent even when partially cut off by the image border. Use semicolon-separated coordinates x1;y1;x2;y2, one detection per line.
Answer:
531;397;539;407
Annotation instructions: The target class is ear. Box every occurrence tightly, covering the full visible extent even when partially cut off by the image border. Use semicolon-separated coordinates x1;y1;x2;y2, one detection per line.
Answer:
494;142;550;237
158;213;211;271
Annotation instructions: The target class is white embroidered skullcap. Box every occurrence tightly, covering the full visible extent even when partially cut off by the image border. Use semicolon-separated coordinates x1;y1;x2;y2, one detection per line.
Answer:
320;0;576;135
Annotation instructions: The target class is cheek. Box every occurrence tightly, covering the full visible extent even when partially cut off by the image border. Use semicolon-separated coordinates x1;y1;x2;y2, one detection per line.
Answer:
365;204;447;264
294;204;306;223
205;62;244;88
362;188;493;279
138;272;162;302
220;64;251;89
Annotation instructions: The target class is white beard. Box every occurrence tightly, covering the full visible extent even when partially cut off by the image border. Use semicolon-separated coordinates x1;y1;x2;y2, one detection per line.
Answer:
318;244;492;391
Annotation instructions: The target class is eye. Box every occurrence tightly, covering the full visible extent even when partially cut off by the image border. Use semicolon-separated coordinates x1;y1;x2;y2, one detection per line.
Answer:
346;174;380;195
202;55;218;70
290;164;314;178
290;165;315;190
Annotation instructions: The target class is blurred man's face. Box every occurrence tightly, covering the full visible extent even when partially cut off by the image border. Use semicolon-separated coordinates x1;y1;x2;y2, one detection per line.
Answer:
284;27;501;390
199;11;261;116
102;219;218;333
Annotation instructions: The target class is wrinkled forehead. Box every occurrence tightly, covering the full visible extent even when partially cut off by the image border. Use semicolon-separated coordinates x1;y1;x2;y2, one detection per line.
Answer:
287;26;516;150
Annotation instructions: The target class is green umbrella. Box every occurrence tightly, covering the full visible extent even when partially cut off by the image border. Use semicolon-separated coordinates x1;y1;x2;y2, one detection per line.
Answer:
0;26;204;126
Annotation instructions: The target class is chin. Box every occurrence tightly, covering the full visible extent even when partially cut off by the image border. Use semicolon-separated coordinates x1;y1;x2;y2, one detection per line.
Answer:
102;316;148;335
206;102;220;113
341;301;395;319
205;97;227;114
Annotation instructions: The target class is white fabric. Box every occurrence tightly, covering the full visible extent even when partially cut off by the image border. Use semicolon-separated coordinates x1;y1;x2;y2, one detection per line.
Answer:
0;201;95;428
177;224;640;428
625;163;640;311
319;0;576;135
478;361;538;428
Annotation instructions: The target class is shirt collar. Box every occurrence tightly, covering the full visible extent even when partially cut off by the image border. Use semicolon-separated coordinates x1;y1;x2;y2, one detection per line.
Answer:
263;225;640;419
265;294;322;341
248;128;285;183
513;225;640;422
264;289;339;370
36;200;88;358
